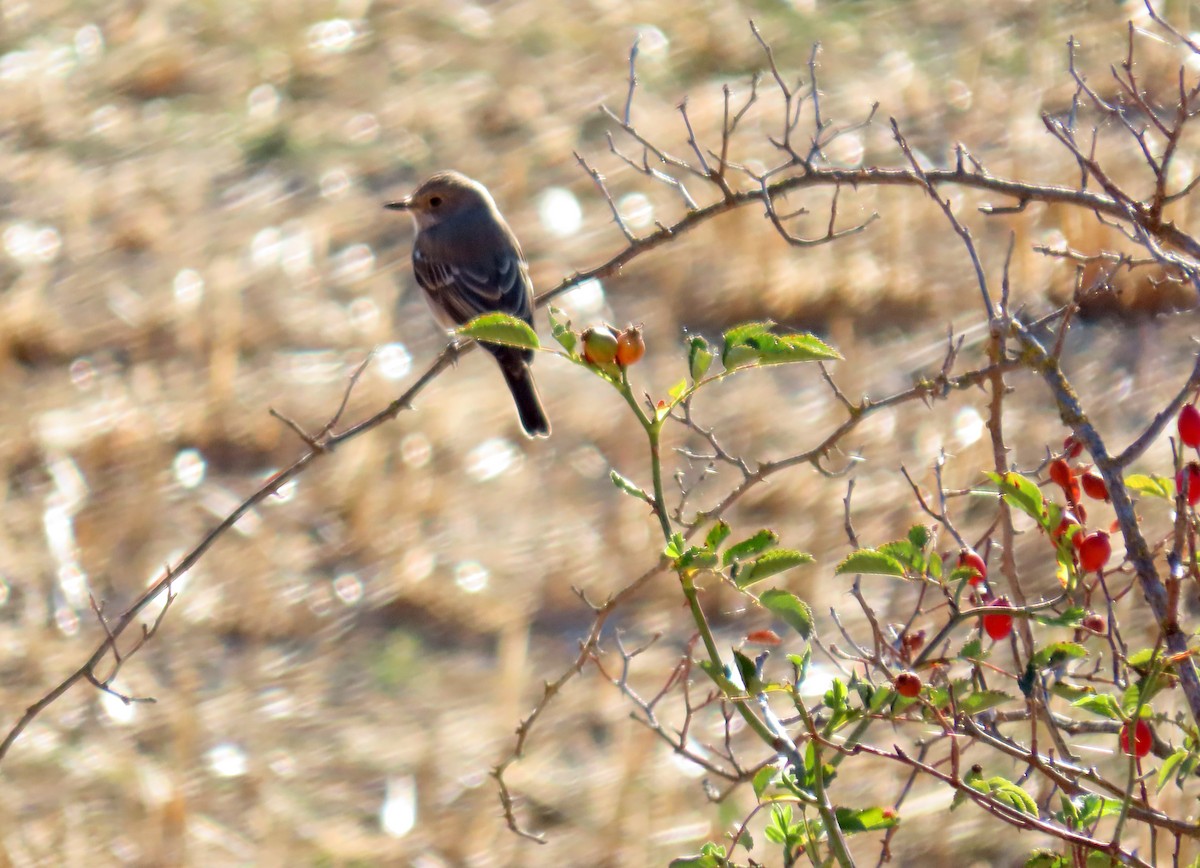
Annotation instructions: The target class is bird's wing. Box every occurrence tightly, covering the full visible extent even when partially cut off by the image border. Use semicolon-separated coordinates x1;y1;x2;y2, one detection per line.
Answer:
413;247;533;327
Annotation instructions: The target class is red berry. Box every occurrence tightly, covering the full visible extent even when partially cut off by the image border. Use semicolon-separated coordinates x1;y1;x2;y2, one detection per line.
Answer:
1120;718;1152;758
902;630;925;654
1063;435;1084;460
894;672;922;698
1179;404;1200;449
982;597;1013;641
1081;613;1106;634
1081;470;1109;502
745;629;782;646
615;326;645;367
1178;463;1200;506
957;549;987;586
1078;531;1112;572
1048;458;1074;491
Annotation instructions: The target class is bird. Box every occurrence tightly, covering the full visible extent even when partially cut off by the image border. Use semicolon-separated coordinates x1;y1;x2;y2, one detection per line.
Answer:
385;171;550;438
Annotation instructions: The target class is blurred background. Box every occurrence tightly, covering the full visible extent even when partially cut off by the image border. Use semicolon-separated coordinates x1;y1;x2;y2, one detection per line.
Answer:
0;0;1198;865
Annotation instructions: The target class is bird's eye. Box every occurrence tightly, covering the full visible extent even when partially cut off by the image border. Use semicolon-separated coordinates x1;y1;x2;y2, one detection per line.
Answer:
428;195;442;208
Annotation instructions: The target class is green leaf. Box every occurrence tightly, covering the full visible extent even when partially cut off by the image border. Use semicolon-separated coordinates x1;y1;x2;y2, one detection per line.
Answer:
879;539;921;570
835;806;898;834
705;521;731;552
1072;693;1122;719
676;546;719;571
688;335;713;381
733;649;761;693
610;469;652;503
908;524;930;549
735;550;815;588
755;332;842;365
957;690;1013;715
753;765;780;800
664;534;685;560
835;550;907;578
927;551;943;579
1030;642;1088;670
668;379;688;402
721;320;841;367
985;471;1048;530
1125;473;1174;499
987;777;1038;816
1049;681;1095;702
1032;606;1086;627
723;529;780;566
958;637;985;660
548;307;576;355
1025;850;1068;868
760;589;814;638
1158;748;1189;790
457;312;539;350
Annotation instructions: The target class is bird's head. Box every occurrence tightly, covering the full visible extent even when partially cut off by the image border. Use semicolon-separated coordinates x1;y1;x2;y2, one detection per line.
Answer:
385;171;497;230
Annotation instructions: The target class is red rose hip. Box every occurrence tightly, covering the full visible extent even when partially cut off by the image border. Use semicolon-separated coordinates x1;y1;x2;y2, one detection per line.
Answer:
1120;718;1152;758
894;672;922;698
1179;404;1200;449
982;597;1013;641
1078;531;1112;572
957;549;987;586
1081;470;1109;501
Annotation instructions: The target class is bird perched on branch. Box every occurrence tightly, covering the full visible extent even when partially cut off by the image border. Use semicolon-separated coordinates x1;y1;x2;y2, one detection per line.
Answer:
386;171;550;438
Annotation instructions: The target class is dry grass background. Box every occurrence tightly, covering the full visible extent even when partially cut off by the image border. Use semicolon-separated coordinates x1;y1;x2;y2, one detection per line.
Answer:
0;0;1199;865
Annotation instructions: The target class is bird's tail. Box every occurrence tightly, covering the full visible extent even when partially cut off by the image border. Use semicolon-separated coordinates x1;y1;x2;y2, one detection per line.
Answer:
498;358;551;438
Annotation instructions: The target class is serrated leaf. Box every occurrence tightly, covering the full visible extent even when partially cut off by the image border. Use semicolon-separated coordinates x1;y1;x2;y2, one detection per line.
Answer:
705;521;731;552
1049;681;1095;702
755;332;842;364
1030;642;1088;669
735;550;814;588
688;335;713;381
761;589;814;638
1125;473;1174;499
928;551;943;579
733;649;761;694
1025;852;1068;868
835;550;907;578
1158;748;1189;790
1032;606;1086;627
986;471;1048;530
721;320;841;367
987;778;1038;816
668;379;688;402
908;524;930;549
879;539;920;570
676;546;719;571
834;806;898;833
958;637;985;660
610;469;652;503
548;307;576;355
723;529;779;566
752;765;780;800
457;312;540;350
957;690;1013;715
1072;692;1122;719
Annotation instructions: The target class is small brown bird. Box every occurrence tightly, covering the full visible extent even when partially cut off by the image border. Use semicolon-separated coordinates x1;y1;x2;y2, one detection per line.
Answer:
386;171;550;438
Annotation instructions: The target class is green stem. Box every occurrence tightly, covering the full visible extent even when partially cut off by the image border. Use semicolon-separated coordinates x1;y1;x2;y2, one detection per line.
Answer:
680;576;778;747
795;701;855;868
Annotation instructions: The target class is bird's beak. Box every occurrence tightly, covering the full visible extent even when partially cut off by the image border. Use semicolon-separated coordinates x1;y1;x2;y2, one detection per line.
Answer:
384;197;412;211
